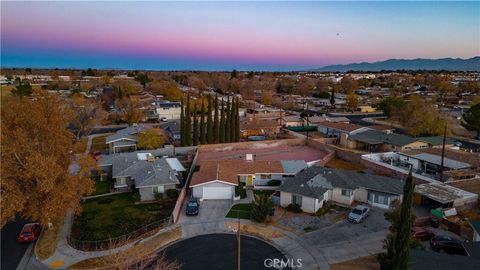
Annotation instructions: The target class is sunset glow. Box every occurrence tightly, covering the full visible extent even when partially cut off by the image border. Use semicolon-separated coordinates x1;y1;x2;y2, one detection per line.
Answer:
1;1;479;71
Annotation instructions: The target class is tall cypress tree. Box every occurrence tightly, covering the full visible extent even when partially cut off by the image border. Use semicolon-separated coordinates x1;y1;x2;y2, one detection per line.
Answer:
180;98;185;146
225;98;231;143
379;169;415;270
206;95;213;143
213;95;219;143
192;104;199;146
229;97;236;142
235;97;240;142
219;99;225;143
185;95;192;146
200;99;206;145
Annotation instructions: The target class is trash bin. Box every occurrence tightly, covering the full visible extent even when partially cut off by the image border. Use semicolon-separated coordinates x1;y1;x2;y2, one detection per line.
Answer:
431;218;439;228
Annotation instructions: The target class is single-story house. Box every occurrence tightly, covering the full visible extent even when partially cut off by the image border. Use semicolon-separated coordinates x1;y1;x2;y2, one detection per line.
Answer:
416;136;455;149
240;119;282;138
190;159;308;200
106;125;146;154
316;122;372;138
277;166;404;213
161;120;181;141
155;101;181;120
281;115;304;127
99;152;185;201
348;130;431;152
357;105;376;113
398;151;472;177
308;116;350;126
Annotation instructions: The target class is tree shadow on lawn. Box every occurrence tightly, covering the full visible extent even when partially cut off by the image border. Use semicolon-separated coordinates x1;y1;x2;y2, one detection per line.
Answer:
71;193;173;241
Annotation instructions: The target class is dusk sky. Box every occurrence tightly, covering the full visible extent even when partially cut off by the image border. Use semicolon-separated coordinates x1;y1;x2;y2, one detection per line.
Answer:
1;1;479;71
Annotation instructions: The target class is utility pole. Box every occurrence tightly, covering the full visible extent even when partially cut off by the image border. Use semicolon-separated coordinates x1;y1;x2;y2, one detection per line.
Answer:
237;210;241;270
439;123;447;182
306;100;310;139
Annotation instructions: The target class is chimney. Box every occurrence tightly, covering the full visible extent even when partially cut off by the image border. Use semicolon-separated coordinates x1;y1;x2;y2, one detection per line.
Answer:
246;154;254;161
147;155;155;162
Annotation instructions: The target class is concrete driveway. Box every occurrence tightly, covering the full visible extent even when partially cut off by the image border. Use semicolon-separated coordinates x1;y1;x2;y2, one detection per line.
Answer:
179;199;232;224
300;208;390;265
304;208;389;246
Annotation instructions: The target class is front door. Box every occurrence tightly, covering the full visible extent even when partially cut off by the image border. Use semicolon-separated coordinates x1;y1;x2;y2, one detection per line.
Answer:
247;175;254;186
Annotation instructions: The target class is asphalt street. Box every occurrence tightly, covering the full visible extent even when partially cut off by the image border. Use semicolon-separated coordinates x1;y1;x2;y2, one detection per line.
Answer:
163;234;290;270
1;217;30;270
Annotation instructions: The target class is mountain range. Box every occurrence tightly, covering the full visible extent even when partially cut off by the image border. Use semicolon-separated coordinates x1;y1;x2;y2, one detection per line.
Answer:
313;56;480;72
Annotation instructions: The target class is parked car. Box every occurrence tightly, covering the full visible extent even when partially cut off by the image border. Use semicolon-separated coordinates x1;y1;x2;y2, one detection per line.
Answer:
17;223;41;243
348;205;370;223
430;235;468;256
412;227;435;241
92;151;103;160
186;198;200;216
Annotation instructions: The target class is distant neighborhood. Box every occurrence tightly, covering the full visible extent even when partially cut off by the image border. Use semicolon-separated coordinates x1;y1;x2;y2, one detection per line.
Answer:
2;67;480;270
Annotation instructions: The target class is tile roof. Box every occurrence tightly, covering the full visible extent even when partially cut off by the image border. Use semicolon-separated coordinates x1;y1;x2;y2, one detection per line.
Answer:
190;160;284;186
317;121;366;133
240;120;281;130
277;166;404;199
282;115;303;122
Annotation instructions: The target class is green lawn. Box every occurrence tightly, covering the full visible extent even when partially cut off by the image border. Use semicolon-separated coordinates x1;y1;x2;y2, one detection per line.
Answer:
253;190;275;196
91;181;110;195
71;193;173;241
226;203;252;219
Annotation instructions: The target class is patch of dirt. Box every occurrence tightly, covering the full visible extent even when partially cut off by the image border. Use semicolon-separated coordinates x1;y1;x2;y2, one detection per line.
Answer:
270;206;347;235
35;219;64;260
70;227;182;269
325;157;366;171
225;221;284;239
330;255;380;270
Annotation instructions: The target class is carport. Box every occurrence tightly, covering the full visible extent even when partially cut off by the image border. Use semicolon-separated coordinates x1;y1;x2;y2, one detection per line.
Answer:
414;183;478;208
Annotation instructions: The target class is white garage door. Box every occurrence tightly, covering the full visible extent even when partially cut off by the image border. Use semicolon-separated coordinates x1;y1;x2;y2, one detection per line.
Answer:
203;187;232;200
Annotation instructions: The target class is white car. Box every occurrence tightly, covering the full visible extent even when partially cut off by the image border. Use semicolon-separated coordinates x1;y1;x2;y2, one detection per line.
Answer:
348;205;370;223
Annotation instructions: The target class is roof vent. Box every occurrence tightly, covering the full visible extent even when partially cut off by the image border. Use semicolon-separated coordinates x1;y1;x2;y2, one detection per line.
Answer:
300;184;304;187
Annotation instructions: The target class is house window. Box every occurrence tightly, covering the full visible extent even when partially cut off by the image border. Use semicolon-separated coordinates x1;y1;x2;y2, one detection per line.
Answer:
153;185;164;194
341;189;352;197
116;177;126;186
292;195;302;206
260;174;272;179
368;191;391;206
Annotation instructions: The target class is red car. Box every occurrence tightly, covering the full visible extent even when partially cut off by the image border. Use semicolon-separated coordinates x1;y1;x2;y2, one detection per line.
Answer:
92;151;103;161
411;227;435;241
17;223;41;243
